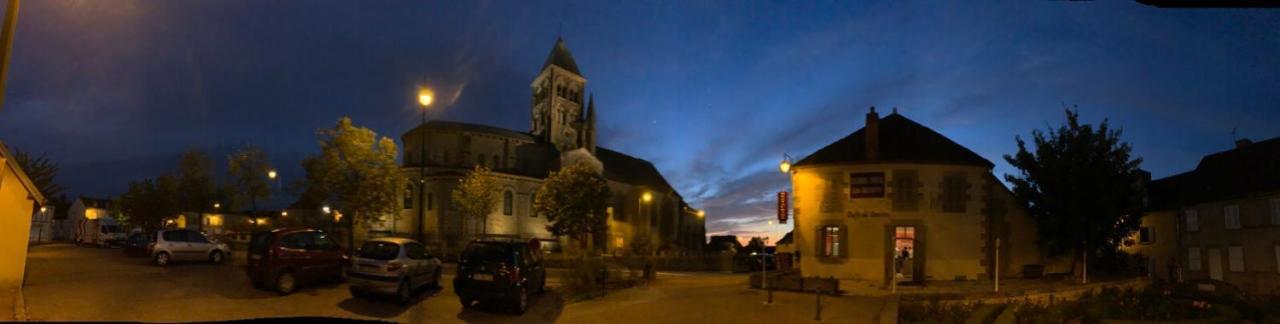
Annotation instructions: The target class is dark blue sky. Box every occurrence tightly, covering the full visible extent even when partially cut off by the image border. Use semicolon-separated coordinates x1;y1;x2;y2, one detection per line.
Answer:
1;1;1277;241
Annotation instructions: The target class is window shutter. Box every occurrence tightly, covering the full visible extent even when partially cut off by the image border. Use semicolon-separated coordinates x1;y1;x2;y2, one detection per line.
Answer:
838;225;849;258
815;226;825;257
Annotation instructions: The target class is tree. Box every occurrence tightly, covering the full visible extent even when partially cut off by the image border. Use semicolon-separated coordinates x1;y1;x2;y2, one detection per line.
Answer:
451;165;501;237
1003;109;1146;278
116;174;182;231
534;163;612;250
228;146;273;213
300;117;406;250
176;149;219;212
11;149;63;200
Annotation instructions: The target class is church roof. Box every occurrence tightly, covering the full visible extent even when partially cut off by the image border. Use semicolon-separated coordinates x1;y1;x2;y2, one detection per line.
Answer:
1149;136;1280;209
794;113;994;168
541;37;582;75
401;120;535;142
597;147;679;196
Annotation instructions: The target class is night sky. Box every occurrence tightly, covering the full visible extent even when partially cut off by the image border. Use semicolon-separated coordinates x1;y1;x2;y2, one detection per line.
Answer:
1;1;1277;243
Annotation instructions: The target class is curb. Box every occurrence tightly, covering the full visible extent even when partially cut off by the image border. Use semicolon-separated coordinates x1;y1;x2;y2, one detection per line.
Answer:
11;289;26;322
878;295;899;324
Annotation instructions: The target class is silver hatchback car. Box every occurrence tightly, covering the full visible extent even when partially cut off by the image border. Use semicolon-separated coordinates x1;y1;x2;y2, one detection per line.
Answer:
347;237;443;304
152;229;231;266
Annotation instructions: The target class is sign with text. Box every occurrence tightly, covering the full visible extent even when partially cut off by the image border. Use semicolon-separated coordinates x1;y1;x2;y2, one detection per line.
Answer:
777;191;789;224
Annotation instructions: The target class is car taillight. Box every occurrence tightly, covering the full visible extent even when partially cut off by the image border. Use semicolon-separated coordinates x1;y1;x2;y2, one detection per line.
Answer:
386;262;403;272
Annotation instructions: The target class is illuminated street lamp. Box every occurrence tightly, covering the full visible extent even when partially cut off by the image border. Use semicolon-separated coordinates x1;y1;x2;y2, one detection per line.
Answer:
415;86;434;243
40;206;46;213
642;192;653;203
213;202;221;209
697;210;705;218
281;211;288;217
322;206;331;214
779;153;793;174
267;170;277;179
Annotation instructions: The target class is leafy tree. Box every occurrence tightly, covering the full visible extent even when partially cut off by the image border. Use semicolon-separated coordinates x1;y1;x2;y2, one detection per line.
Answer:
116;174;182;231
177;149;219;212
451;165;501;237
228;146;273;213
11;149;63;201
1003;109;1146;277
300;117;406;250
534;163;612;250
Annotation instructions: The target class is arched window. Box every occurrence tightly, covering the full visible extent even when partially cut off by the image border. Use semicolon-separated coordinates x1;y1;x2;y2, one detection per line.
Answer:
503;190;514;215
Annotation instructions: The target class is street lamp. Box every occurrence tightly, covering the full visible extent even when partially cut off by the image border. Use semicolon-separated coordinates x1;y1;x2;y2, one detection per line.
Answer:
642;192;652;203
415;86;434;244
213;202;221;209
779;153;793;174
281;211;288;217
267;170;277;180
697;210;705;218
322;206;331;214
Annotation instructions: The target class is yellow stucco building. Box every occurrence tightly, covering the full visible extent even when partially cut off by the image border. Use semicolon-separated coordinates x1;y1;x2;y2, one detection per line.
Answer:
1;141;46;290
788;108;1045;285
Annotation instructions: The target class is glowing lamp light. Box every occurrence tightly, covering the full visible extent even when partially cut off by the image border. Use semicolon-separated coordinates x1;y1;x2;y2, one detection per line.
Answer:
322;206;331;214
779;154;793;174
267;170;277;179
40;206;47;213
642;192;653;203
418;88;434;107
281;211;288;217
213;202;221;209
697;210;705;218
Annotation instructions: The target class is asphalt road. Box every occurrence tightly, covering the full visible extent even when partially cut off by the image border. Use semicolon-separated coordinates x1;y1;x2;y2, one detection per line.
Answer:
21;244;882;323
22;244;563;323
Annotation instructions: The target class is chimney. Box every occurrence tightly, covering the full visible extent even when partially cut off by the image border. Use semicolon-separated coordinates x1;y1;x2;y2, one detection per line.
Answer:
865;106;879;160
1235;138;1253;149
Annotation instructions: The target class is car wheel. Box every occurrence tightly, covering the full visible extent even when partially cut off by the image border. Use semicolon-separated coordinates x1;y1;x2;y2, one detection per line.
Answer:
209;250;224;264
512;285;528;314
396;279;412;305
538;276;546;294
460;298;474;308
275;270;296;295
154;252;171;266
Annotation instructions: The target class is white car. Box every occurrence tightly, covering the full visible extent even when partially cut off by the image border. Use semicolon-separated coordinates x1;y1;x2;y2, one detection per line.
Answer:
151;229;231;266
348;237;443;304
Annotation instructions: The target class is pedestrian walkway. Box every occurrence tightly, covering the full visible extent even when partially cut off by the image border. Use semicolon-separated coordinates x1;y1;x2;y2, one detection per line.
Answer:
839;276;1147;300
1;287;25;321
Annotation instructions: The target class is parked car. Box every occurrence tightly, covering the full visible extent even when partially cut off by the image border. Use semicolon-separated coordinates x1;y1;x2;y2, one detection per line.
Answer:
245;228;347;295
151;229;231;266
123;232;154;257
453;238;547;314
347;237;443;304
76;216;126;247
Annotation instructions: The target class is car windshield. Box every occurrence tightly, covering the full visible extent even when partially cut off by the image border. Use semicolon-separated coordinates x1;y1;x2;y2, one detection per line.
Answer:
357;242;400;261
462;243;510;264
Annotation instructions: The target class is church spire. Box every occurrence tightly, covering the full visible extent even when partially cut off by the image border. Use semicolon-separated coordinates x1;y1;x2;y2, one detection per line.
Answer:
541;37;582;76
585;93;597;154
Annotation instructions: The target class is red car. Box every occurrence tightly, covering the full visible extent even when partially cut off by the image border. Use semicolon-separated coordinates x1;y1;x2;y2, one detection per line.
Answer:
245;228;347;295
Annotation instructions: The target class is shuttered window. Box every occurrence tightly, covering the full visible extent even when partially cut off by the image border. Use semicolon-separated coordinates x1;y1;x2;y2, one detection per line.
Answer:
1188;248;1201;271
1228;246;1244;272
1224;205;1241;230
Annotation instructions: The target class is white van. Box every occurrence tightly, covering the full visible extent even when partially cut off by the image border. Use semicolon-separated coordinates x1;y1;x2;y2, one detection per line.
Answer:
76;216;126;247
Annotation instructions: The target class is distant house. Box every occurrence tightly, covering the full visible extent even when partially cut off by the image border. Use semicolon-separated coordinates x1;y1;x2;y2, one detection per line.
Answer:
1;140;47;289
786;107;1051;285
707;235;743;253
1131;137;1280;293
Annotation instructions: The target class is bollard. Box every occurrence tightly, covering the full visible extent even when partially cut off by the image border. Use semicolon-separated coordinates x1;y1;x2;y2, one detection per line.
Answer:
814;289;823;321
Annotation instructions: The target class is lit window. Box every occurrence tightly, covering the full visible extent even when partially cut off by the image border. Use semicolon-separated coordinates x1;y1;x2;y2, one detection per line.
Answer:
1228;246;1244;272
1185;210;1199;232
1225;205;1241;230
822;225;841;257
1188;247;1201;271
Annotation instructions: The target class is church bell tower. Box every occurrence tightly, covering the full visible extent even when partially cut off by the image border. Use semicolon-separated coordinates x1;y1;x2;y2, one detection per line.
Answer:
531;37;591;152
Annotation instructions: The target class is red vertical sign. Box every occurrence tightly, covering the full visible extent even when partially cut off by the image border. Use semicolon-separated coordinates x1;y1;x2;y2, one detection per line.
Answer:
777;191;788;224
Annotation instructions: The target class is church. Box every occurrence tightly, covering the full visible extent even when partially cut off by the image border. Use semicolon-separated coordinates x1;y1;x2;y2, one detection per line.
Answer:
367;38;706;256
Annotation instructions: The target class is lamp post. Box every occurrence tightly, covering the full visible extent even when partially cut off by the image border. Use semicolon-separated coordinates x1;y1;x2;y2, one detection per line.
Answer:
37;205;47;242
417;87;433;244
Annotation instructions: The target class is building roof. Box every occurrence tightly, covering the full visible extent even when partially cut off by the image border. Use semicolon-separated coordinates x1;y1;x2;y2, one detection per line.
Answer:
596;147;678;196
79;196;112;209
0;140;46;205
776;231;794;245
541;37;582;76
401;120;536;142
1150;137;1280;208
794;112;994;168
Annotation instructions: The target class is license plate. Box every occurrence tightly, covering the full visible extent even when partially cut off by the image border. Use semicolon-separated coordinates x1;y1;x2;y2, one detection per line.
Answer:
471;273;493;281
250;254;261;260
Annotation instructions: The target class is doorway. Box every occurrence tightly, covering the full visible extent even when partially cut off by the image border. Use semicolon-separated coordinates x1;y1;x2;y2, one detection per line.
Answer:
1207;248;1223;281
893;226;917;283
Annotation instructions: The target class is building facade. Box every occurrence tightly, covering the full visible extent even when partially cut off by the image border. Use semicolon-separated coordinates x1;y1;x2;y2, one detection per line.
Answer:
1;140;46;289
1134;138;1280;294
365;38;704;255
789;108;1047;285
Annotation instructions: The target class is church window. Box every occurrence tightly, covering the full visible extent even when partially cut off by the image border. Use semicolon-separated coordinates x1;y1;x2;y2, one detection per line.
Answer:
503;191;514;216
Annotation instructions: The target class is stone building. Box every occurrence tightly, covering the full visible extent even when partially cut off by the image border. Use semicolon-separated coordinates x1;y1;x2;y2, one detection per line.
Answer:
1131;137;1280;294
366;38;704;255
787;107;1048;285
